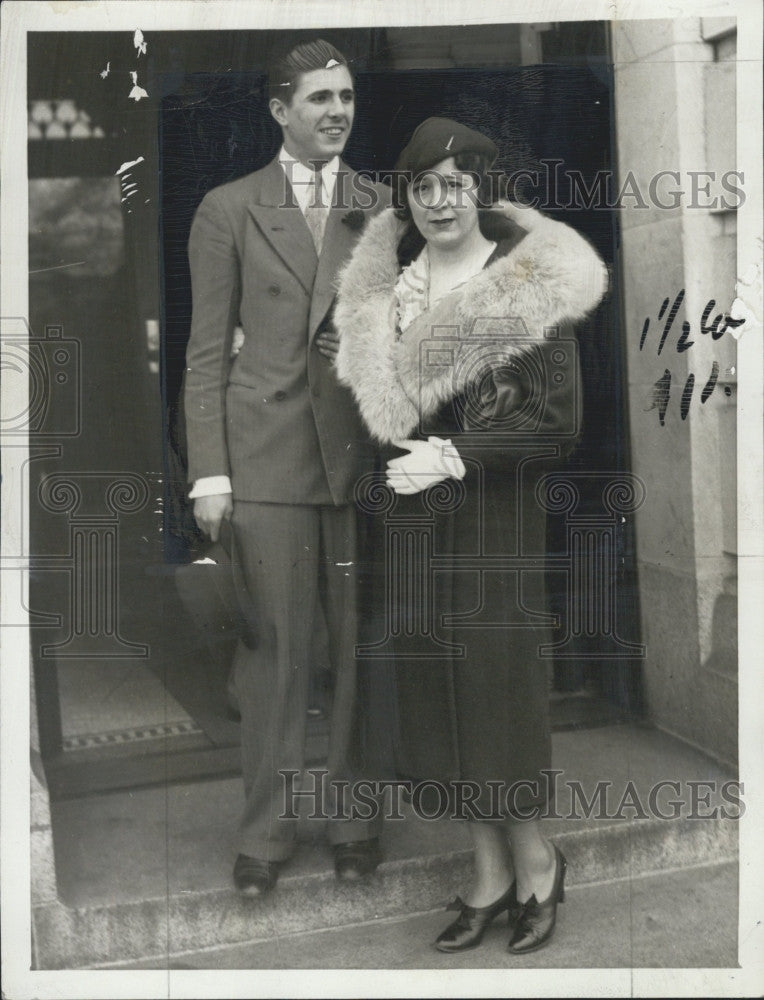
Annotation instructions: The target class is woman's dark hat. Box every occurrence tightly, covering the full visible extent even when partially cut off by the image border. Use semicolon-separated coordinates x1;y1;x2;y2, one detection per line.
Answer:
394;117;498;177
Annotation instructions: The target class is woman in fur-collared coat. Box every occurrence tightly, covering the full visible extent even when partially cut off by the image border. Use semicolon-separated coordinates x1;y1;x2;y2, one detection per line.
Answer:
333;118;608;955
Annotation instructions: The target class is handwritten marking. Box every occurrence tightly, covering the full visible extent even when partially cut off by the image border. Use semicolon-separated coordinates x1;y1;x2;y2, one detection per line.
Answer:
680;373;695;421
700;362;719;404
648;361;731;424
639;316;650;352
654;370;671;426
657;289;684;356
641;289;745;355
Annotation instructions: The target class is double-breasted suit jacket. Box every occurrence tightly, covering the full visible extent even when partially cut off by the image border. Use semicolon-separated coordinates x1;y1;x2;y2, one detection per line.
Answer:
185;157;388;503
184;156;391;860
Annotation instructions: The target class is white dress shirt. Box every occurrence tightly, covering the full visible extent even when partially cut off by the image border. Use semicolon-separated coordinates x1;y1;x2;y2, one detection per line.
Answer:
277;145;340;213
189;148;340;500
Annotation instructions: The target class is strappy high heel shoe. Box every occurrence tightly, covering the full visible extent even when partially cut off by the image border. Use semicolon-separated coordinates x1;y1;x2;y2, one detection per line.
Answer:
435;881;522;953
508;845;567;954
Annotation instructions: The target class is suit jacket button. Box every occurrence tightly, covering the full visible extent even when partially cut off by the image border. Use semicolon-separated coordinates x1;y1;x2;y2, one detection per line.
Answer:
274;390;287;401
268;284;281;296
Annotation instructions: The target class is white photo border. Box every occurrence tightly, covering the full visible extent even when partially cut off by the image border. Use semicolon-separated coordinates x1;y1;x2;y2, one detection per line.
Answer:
2;1;762;997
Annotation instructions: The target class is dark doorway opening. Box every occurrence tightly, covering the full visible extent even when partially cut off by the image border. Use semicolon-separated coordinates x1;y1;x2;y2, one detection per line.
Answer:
28;24;641;798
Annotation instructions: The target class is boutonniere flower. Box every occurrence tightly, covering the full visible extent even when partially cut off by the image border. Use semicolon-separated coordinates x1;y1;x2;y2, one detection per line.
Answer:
341;209;366;231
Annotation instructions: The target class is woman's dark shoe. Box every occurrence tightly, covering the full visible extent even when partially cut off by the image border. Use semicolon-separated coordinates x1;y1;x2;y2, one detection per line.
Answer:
508;846;567;954
435;881;520;953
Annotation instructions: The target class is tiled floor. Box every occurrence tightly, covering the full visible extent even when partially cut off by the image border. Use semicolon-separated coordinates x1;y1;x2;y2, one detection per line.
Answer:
56;660;198;748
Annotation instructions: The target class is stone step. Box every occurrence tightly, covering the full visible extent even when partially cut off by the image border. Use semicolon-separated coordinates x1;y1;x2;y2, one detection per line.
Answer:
35;724;739;969
117;860;740;971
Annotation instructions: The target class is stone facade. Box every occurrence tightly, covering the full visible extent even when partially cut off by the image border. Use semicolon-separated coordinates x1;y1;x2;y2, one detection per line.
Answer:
613;18;738;766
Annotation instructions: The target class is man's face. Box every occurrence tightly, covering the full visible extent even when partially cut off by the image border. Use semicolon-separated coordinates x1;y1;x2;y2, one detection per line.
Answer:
270;65;355;166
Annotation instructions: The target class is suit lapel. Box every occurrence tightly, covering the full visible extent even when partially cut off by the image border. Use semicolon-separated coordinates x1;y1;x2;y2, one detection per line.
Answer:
308;167;357;337
247;159;318;295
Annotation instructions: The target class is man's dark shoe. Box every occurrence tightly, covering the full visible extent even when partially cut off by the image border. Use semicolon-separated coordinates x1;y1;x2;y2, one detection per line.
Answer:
333;837;382;881
233;854;280;897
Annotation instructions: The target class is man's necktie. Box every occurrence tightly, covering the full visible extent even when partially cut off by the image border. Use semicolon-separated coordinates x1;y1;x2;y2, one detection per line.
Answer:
305;168;329;255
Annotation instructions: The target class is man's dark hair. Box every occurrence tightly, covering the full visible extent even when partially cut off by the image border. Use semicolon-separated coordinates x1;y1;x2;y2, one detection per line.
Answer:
267;39;351;105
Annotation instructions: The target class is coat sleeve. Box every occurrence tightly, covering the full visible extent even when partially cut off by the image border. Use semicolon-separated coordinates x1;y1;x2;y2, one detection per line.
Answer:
445;324;583;477
183;189;241;485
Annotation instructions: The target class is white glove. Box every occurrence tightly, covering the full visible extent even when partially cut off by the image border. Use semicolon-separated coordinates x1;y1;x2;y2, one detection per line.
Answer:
386;437;466;495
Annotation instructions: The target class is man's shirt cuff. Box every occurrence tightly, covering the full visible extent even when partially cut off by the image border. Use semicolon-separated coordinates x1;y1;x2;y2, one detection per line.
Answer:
189;476;233;499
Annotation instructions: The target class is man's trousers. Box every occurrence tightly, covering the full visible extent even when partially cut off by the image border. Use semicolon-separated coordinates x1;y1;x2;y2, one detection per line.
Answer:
230;500;380;861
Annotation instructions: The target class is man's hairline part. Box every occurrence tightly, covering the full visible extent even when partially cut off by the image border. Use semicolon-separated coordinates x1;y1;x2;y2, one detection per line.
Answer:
269;57;353;107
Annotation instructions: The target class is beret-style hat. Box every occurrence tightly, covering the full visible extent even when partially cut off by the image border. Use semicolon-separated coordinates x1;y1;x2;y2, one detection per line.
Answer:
394;116;498;177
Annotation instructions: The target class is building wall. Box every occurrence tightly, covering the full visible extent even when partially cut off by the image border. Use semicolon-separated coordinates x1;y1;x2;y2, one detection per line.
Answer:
613;18;738;765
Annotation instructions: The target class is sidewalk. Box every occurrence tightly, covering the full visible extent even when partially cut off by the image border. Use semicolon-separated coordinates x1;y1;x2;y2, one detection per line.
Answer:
36;723;739;969
114;860;737;969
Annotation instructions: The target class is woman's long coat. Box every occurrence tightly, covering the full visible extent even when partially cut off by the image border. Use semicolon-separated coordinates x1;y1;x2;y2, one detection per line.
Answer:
334;202;608;816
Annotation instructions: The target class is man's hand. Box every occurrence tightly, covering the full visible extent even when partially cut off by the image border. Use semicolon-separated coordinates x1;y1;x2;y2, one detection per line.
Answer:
194;493;233;542
316;326;340;361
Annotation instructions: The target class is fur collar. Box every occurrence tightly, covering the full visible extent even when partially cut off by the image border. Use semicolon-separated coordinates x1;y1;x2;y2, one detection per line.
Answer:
334;202;608;443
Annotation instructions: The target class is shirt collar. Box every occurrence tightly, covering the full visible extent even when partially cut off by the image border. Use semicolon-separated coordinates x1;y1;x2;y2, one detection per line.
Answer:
278;146;340;210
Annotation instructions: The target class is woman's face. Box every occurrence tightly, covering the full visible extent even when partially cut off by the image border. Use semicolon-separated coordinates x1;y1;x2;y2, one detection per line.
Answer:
407;156;480;251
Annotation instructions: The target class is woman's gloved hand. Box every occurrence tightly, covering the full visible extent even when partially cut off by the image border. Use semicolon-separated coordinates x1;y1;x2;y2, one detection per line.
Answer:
386;437;466;495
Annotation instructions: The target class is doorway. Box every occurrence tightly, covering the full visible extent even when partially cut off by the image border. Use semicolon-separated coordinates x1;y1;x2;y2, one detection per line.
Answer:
29;23;642;799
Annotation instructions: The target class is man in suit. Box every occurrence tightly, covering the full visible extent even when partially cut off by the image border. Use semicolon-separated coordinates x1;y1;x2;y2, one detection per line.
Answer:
184;39;390;896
